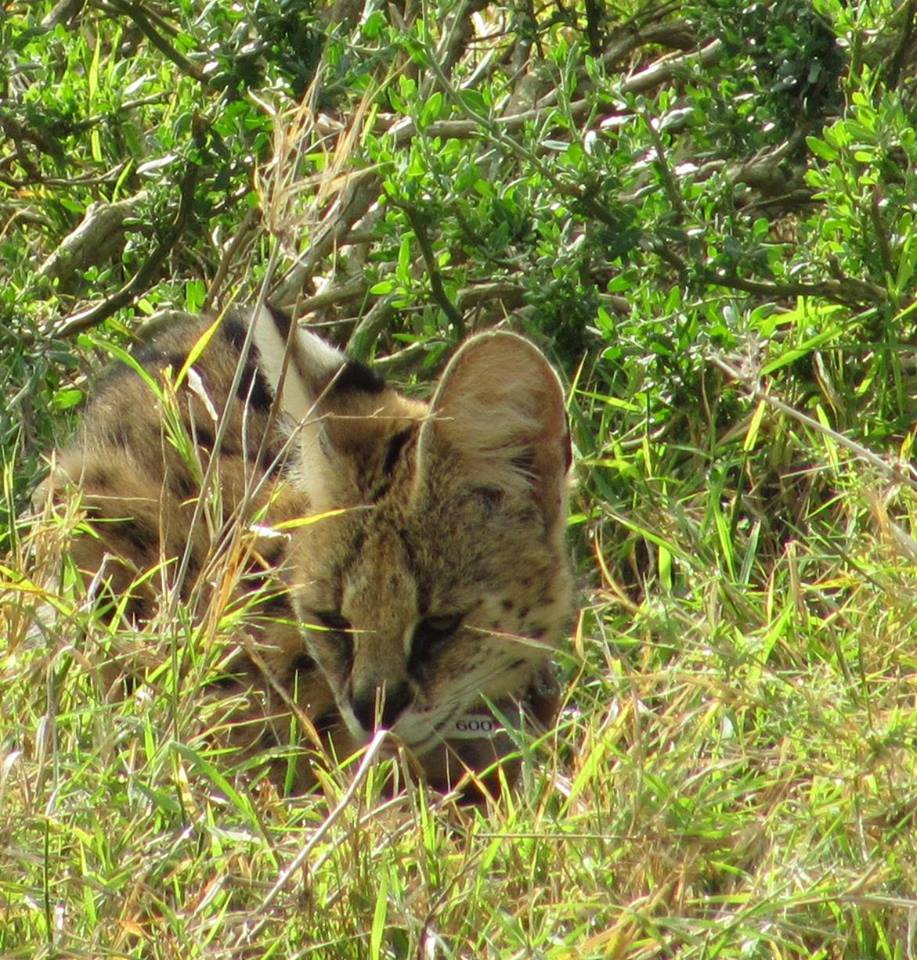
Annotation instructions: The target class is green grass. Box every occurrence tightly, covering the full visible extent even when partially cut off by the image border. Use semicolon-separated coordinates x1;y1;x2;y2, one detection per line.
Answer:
3;0;917;955
3;365;915;958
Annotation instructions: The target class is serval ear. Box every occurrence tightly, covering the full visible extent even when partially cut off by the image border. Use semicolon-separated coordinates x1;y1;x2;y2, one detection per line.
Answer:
249;303;349;420
251;304;414;509
416;331;571;525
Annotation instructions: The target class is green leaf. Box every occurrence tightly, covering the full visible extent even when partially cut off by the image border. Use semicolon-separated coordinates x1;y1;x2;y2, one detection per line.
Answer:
460;89;488;116
761;325;842;375
52;387;84;411
806;136;837;161
184;278;206;313
420;91;443;127
743;399;768;452
370;873;389;960
397;234;412;283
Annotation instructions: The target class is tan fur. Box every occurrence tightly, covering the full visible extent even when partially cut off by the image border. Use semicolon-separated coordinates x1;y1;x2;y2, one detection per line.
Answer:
43;307;573;794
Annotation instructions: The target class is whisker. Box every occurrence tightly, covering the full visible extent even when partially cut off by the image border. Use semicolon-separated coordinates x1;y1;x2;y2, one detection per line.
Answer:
468;624;556;655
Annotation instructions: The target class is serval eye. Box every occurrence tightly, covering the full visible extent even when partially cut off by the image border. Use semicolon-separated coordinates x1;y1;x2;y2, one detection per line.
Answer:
409;613;463;671
309;611;354;668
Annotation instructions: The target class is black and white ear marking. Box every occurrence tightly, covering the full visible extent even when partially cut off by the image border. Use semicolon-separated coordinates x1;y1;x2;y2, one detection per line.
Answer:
249;304;346;421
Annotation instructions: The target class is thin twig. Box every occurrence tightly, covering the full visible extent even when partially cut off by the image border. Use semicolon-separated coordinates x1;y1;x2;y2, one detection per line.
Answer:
104;0;208;84
297;275;368;314
0;161;129;189
372;340;431;375
391;196;465;335
712;354;917;493
869;185;896;280
703;271;886;308
203;205;263;313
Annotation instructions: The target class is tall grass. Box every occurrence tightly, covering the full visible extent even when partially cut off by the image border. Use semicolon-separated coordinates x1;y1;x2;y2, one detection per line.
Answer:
2;342;915;957
3;0;917;955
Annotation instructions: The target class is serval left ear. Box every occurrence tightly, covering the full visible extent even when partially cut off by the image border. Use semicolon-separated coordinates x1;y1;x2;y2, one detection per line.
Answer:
416;331;570;526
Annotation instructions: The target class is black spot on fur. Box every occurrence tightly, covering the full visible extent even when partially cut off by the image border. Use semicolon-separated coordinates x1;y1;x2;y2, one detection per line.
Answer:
349;526;367;557
256;540;284;566
117;517;156;553
220;316;274;412
258;591;291;618
221;316;247;352
382;429;412;477
162;352;189;374
501;599;515;611
239;362;273;413
289;652;317;676
197;432;239;458
210;670;243;690
171;471;198;501
258;444;283;475
195;424;215;450
95;335;184;392
115;673;138;696
312;611;355;671
331;360;385;395
313;709;340;734
81;466;111;490
267;304;292;342
472;486;504;510
369;430;414;502
181;555;201;585
132;343;188;374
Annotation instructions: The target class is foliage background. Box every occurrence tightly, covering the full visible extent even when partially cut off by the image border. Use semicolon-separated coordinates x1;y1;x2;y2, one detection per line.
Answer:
1;0;916;956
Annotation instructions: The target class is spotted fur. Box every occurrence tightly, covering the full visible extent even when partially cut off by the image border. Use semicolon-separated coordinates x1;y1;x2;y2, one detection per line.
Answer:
45;306;573;792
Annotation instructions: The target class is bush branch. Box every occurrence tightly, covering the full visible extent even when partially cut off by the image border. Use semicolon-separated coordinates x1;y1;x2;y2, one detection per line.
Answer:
104;0;208;85
712;354;917;493
52;160;199;338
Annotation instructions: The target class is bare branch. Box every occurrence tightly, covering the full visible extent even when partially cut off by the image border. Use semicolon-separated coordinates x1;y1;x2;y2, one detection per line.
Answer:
712;354;917;493
702;271;886;309
346;294;396;361
103;0;208;85
271;171;381;309
51;162;199;338
621;39;723;95
42;0;87;27
39;192;147;290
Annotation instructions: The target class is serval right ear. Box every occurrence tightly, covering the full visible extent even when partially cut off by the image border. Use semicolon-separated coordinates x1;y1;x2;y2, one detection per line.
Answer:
249;304;348;420
416;331;571;526
249;304;421;510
